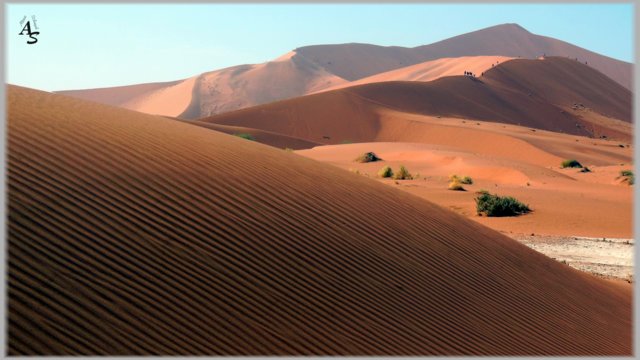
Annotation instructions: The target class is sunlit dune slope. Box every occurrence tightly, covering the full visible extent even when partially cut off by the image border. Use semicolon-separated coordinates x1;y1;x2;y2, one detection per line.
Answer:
318;56;514;92
7;85;631;355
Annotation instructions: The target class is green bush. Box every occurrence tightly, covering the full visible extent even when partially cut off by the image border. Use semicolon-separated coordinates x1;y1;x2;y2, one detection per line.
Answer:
561;159;582;168
448;180;465;191
450;174;473;185
460;176;473;185
619;170;634;185
378;165;393;178
475;190;531;217
354;152;381;163
393;165;413;180
234;133;255;141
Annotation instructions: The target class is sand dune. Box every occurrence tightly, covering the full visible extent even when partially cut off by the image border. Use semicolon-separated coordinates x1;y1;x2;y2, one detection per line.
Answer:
186;121;320;150
483;57;631;122
179;52;348;118
57;80;180;107
318;56;514;92
58;24;631;118
7;85;631;355
296;23;631;89
202;57;631;144
58;51;347;119
298;136;633;238
119;76;199;117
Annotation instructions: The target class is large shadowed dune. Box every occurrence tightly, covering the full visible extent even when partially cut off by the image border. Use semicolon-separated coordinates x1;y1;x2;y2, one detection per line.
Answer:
481;57;631;121
7;86;631;355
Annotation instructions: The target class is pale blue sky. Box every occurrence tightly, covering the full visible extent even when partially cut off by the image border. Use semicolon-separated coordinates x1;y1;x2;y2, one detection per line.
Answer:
5;3;635;91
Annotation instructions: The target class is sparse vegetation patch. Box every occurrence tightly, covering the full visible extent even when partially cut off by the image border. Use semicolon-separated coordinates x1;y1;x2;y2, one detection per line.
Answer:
460;176;473;185
393;165;413;180
475;190;531;217
378;165;393;178
561;159;582;168
234;133;255;141
618;170;634;185
354;152;382;163
448;180;465;191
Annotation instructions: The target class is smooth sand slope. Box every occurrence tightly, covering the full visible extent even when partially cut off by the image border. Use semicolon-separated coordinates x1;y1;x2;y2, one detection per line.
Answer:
201;57;632;143
184;121;320;150
7;86;631;355
57;78;195;118
58;24;632;118
298;126;633;238
59;51;348;119
318;55;514;92
179;51;347;118
57;80;180;108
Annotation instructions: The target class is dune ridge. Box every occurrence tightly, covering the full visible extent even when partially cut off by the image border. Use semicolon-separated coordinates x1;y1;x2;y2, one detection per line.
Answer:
201;57;631;146
7;85;631;355
296;23;631;89
316;55;514;93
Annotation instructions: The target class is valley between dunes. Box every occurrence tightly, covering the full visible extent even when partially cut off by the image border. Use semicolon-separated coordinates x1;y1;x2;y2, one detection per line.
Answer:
7;85;632;355
297;111;633;239
198;56;633;281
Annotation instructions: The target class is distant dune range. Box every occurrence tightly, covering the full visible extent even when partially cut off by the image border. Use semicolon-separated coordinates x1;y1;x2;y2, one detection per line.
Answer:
200;57;631;145
7;86;631;355
57;24;632;118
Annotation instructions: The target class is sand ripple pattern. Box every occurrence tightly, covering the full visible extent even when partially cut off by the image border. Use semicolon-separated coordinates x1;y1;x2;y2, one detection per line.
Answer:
7;86;631;355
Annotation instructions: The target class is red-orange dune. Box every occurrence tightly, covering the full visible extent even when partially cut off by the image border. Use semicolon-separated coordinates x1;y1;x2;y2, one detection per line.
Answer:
7;86;631;355
59;51;347;119
201;57;631;143
318;55;514;92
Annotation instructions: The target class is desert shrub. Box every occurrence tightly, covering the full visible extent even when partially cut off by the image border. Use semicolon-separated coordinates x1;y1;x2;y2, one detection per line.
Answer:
354;152;381;163
579;166;591;173
378;165;393;178
284;147;294;152
234;133;255;141
619;170;634;185
460;176;473;185
475;190;531;217
450;174;473;185
561;159;582;168
448;180;465;191
393;165;413;180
